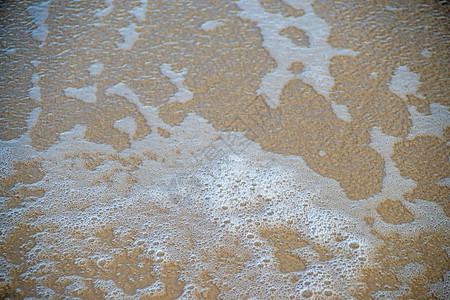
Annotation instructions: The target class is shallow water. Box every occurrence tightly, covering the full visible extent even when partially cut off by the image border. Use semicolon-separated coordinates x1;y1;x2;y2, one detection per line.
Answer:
1;0;449;299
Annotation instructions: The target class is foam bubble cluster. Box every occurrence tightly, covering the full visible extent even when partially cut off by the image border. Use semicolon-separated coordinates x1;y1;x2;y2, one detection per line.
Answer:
1;0;448;298
0;120;378;298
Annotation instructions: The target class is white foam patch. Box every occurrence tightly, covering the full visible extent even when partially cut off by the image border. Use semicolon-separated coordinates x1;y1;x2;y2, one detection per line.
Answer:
3;48;17;56
436;177;449;187
200;20;224;31
29;74;42;102
95;0;115;18
64;85;98;103
5;119;375;298
331;101;352;122
351;127;448;238
106;82;171;131
117;23;139;51
129;0;148;22
389;66;424;100
27;0;52;42
1;88;384;298
385;5;401;11
0;108;41;183
160;63;193;104
281;0;307;10
421;48;432;58
236;0;356;108
172;155;374;298
2;104;448;298
88;63;104;76
27;107;42;133
368;127;416;202
396;262;427;284
3;2;449;298
407;103;449;140
406;199;449;229
106;83;139;104
429;270;450;299
113;116;137;139
31;60;41;67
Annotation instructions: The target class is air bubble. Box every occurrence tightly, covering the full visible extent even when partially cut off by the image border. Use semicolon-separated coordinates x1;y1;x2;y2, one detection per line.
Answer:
302;290;313;298
349;241;359;249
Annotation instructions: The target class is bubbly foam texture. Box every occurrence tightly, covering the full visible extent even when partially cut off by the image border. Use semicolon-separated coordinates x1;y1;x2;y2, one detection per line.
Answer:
429;270;450;299
0;118;376;298
4;107;447;298
1;0;448;298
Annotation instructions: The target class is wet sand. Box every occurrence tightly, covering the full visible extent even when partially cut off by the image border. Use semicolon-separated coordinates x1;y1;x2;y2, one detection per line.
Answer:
1;0;449;299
